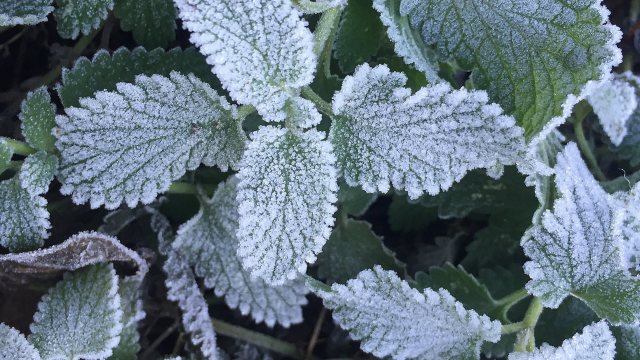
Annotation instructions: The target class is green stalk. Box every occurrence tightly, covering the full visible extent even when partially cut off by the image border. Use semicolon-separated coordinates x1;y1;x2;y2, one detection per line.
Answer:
1;137;36;156
301;86;334;117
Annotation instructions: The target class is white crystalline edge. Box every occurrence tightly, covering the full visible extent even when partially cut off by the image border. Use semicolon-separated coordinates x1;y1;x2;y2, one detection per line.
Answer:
287;97;322;129
18;152;58;196
587;76;637;146
55;0;114;39
0;0;53;26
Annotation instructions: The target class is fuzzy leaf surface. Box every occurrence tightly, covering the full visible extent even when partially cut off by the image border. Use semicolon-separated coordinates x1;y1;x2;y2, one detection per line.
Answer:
113;0;176;48
0;179;49;252
0;0;53;26
54;0;113;39
20;87;56;152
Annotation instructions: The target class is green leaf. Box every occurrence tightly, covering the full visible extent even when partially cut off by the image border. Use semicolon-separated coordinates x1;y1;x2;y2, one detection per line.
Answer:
536;297;598;347
334;0;384;73
613;324;640;360
387;194;438;232
29;263;122;360
0;0;53;26
0;139;13;175
108;277;144;360
54;0;114;39
19;151;58;196
317;218;405;284
19;87;56;152
56;72;246;209
337;180;377;217
113;0;176;48
399;0;622;138
0;323;41;360
0;178;49;252
57;46;217;108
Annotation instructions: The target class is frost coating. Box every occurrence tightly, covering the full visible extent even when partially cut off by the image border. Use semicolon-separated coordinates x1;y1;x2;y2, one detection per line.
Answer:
0;323;41;360
508;321;615;360
310;266;501;360
175;0;316;122
286;97;322;130
522;143;640;324
0;179;49;252
588;74;638;145
19;152;58;196
29;263;123;360
0;0;53;26
331;64;525;199
54;0;114;39
56;72;246;210
400;0;622;138
20;87;57;152
110;277;146;359
174;177;309;327
237;127;338;285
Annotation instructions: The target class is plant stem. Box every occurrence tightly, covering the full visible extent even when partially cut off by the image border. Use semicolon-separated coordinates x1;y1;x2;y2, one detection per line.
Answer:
301;86;333;117
511;298;543;352
306;308;327;360
212;318;308;360
237;105;256;120
1;137;36;156
312;7;342;59
494;288;530;321
573;116;607;182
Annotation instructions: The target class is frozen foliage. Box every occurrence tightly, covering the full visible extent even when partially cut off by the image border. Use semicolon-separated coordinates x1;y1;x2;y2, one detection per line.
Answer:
110;277;146;359
0;179;49;252
19;152;58;196
294;0;347;14
174;0;316;122
331;64;525;199
173;177;309;327
20;87;57;152
508;321;615;360
29;264;122;360
56;72;246;209
237;127;338;285
309;266;501;360
54;0;113;39
399;0;622;137
113;0;176;48
0;139;12;174
0;323;41;360
285;97;322;130
522;143;640;324
0;0;53;26
588;74;638;145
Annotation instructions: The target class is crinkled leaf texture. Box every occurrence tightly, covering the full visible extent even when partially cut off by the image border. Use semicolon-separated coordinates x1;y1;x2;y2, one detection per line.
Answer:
309;266;501;360
0;323;41;360
588;73;638;146
174;0;316;122
174;177;309;327
113;0;176;48
399;0;622;138
0;178;49;252
523;143;640;324
508;321;615;360
0;0;53;26
19;151;58;196
238;126;338;285
54;0;113;39
331;64;525;199
56;72;246;209
29;263;123;360
20;86;57;152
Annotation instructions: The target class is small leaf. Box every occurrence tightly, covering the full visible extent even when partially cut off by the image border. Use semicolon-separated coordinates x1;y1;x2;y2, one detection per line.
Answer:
56;72;246;209
19;151;58;196
309;266;501;360
508;321;615;360
174;177;309;327
334;0;384;73
0;139;13;175
317;218;405;284
338;180;377;217
19;86;56;152
0;178;49;252
113;0;176;48
54;0;114;39
109;277;145;360
175;0;316;122
29;263;123;360
331;64;525;199
285;97;322;130
0;323;41;360
237;126;337;285
587;74;638;146
613;324;640;360
0;0;53;26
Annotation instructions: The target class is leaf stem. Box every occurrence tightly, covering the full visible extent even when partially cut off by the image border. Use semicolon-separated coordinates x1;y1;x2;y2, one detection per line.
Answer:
1;137;36;156
312;7;342;59
572;114;607;182
301;86;334;117
494;288;530;321
512;297;543;352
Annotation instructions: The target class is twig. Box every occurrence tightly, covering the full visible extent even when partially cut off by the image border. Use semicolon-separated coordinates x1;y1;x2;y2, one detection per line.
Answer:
572;115;607;182
306;308;327;360
141;320;180;359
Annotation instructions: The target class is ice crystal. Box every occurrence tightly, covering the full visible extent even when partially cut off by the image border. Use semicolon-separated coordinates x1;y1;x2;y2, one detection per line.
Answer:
588;74;638;146
309;266;501;360
0;323;41;360
0;178;49;252
56;72;246;209
331;64;525;199
19;152;58;196
237;126;338;285
0;0;53;26
174;0;316;122
54;0;113;39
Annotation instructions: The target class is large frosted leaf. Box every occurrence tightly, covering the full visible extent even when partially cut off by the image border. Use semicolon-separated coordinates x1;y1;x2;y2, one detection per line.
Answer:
522;142;640;324
54;0;113;39
0;0;53;26
508;321;615;360
399;0;622;138
19;87;57;152
56;72;246;209
19;151;58;196
587;73;638;146
29;263;122;360
174;177;309;327
237;126;338;285
0;323;41;360
175;0;316;122
113;0;176;48
309;266;501;360
0;178;49;252
330;64;525;199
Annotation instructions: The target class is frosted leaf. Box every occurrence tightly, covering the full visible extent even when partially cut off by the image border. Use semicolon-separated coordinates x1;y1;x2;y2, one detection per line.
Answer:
0;178;49;252
175;0;316;122
56;72;246;210
372;0;440;83
508;321;615;360
0;323;41;360
309;266;501;360
331;64;525;199
294;0;347;14
0;0;53;26
588;75;638;145
237;126;338;285
285;97;322;130
522;143;640;324
0;139;14;175
400;0;622;138
19;151;58;196
29;263;123;360
174;177;309;327
113;0;176;48
20;87;57;152
54;0;113;39
109;277;145;359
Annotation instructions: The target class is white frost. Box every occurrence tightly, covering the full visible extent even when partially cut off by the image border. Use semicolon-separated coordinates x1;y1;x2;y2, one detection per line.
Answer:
588;74;638;146
0;178;49;252
0;323;41;360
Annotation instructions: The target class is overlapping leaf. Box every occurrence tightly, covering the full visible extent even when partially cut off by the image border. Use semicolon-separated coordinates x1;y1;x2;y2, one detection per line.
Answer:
0;179;49;252
335;0;384;73
0;0;53;26
19;87;56;152
587;74;638;146
19;151;58;196
0;323;41;360
55;0;114;39
113;0;176;48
